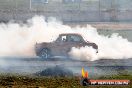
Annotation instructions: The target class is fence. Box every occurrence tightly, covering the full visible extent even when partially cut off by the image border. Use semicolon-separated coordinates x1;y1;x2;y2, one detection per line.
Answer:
0;0;132;22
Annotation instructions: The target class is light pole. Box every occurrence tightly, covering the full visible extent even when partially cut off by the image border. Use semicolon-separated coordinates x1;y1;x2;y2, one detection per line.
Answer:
99;0;101;21
30;0;32;10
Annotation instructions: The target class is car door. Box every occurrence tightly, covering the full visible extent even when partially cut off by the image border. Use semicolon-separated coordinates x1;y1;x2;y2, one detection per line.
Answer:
52;35;70;56
66;35;84;51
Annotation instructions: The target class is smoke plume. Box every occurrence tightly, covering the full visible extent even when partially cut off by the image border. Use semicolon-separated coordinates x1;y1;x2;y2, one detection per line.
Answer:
0;16;132;61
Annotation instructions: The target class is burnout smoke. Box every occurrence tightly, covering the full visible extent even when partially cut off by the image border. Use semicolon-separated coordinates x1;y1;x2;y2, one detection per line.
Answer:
0;15;132;61
69;46;98;61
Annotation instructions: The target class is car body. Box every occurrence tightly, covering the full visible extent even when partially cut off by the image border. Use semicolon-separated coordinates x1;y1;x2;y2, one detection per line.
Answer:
35;33;98;59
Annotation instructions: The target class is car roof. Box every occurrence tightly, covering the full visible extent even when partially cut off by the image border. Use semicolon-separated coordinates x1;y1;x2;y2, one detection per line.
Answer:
59;33;81;36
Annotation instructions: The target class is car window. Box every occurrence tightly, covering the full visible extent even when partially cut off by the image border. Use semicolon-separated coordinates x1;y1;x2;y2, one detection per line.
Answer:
61;36;67;42
56;35;67;42
68;35;83;42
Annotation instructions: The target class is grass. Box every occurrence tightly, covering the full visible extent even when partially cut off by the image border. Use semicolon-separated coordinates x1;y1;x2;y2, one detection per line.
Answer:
0;74;131;88
0;74;132;88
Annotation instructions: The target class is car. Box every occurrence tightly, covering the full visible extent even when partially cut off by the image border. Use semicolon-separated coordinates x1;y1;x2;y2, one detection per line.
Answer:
35;33;98;59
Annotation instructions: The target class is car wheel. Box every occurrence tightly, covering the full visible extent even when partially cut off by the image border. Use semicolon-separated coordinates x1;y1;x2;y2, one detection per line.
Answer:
39;48;50;59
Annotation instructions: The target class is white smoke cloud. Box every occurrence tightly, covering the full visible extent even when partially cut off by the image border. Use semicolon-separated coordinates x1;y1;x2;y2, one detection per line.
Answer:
0;15;132;61
69;46;98;61
69;29;132;60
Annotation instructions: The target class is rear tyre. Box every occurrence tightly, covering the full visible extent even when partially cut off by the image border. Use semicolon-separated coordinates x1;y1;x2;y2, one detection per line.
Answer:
39;48;50;59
